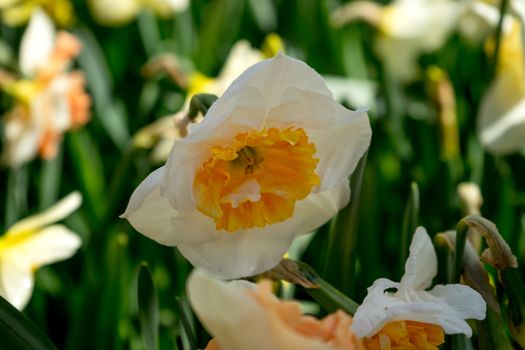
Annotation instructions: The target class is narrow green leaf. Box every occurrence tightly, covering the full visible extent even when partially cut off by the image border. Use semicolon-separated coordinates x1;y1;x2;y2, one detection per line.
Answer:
175;297;197;350
73;26;129;150
137;263;159;350
66;130;105;222
0;295;58;350
323;152;368;295
400;182;419;276
38;150;63;211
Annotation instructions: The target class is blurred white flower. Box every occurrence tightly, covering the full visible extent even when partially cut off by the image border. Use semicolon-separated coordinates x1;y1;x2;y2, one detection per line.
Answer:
187;269;364;350
0;192;82;310
1;9;90;167
352;227;486;346
122;53;371;279
88;0;188;26
476;4;525;154
332;0;462;82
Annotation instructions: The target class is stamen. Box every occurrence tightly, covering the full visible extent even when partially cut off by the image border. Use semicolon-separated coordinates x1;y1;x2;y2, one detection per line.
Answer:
236;146;264;174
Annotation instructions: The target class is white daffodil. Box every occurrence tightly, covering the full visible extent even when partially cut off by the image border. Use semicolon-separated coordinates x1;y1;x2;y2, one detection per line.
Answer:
1;9;90;167
187;269;364;350
352;227;486;348
87;0;188;26
476;3;525;154
0;192;82;310
332;0;463;82
122;53;371;279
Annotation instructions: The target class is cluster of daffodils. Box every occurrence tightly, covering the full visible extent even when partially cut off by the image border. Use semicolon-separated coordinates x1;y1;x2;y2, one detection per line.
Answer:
185;228;485;350
124;54;486;348
0;9;91;168
0;192;82;309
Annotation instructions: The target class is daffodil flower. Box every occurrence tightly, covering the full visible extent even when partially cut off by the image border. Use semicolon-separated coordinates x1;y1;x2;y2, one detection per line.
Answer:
187;269;364;350
332;0;463;82
352;227;486;348
477;4;525;154
1;9;91;167
87;0;188;26
0;192;82;310
123;53;371;279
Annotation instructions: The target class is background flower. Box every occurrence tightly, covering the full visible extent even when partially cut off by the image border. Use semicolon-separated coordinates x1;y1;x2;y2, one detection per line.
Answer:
0;192;82;310
352;227;486;342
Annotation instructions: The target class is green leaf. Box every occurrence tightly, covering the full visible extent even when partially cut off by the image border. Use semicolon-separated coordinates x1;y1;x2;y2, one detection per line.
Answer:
66;130;105;222
323;152;368;295
137;263;159;350
0;295;58;350
73;26;130;151
38;150;63;211
400;182;419;276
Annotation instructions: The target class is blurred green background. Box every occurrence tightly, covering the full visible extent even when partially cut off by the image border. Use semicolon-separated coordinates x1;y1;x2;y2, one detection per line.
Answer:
1;0;524;349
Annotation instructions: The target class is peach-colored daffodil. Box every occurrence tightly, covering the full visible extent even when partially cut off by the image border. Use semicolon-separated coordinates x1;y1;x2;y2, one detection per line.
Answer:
0;192;82;310
187;269;364;350
1;9;90;167
352;227;486;349
122;53;371;279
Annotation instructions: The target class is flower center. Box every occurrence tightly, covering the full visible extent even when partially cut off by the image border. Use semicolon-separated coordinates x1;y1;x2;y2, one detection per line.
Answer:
363;320;444;350
193;127;319;232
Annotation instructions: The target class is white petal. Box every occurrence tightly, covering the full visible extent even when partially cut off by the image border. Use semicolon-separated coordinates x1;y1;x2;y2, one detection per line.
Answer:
429;284;486;336
478;74;525;155
1;108;42;168
19;8;55;77
0;255;34;310
178;179;350;279
122;167;180;244
351;278;401;337
399;227;437;291
6;192;81;236
5;225;81;268
122;166;213;246
218;53;332;112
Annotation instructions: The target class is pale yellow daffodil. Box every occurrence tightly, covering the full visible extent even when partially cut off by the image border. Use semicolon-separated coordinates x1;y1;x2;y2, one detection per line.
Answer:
475;1;525;154
352;227;486;349
1;9;91;167
187;269;364;350
0;0;73;27
332;0;463;82
87;0;188;27
123;53;371;279
0;192;82;310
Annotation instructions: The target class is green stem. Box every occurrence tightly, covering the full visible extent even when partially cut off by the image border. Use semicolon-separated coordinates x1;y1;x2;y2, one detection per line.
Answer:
453;219;469;283
400;182;419;276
